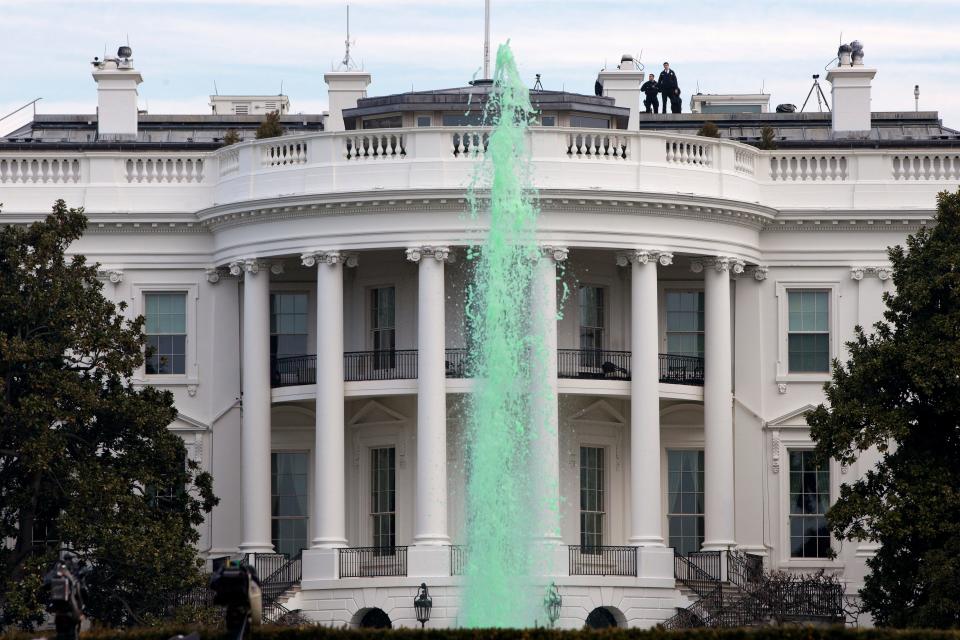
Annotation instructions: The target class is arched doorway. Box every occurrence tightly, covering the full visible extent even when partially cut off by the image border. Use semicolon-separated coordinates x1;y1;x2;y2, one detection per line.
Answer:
585;607;619;629
359;608;392;629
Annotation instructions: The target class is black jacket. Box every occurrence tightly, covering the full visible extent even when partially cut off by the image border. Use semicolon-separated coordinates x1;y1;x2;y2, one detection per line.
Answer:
641;80;659;97
658;69;678;93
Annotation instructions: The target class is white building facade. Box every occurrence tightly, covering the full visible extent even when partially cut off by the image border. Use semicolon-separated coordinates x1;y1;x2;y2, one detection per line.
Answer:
3;46;960;629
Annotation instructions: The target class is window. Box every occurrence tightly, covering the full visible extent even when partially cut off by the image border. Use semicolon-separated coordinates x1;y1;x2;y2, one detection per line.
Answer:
416;116;432;127
362;115;402;129
145;293;186;375
442;112;484;127
541;115;556;126
272;452;309;558
580;446;605;550
370;287;396;369
667;450;705;555
579;286;605;365
788;291;830;372
666;291;705;358
270;293;308;359
789;450;831;558
570;115;609;129
371;447;396;551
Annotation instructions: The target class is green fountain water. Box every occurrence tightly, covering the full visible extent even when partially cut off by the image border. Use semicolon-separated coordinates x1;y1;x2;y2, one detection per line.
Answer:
460;41;556;628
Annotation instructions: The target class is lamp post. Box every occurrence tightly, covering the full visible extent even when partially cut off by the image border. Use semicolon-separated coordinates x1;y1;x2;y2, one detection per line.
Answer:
543;581;562;628
414;583;432;629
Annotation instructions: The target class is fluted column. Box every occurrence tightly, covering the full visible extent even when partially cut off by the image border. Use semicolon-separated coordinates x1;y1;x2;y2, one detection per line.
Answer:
698;256;743;550
619;249;672;546
532;245;568;543
302;250;354;548
406;246;452;546
233;258;274;553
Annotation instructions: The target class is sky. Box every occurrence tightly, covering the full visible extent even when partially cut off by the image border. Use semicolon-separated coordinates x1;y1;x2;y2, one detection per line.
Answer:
2;0;959;135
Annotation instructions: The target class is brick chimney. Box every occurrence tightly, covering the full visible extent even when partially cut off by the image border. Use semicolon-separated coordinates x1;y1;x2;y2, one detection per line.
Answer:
91;46;142;140
826;41;876;136
598;54;645;130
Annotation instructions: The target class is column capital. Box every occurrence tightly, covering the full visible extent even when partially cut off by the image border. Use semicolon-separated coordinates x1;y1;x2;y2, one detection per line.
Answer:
851;266;892;281
691;256;745;274
405;246;454;264
850;266;865;281
750;266;769;281
616;249;673;267
205;267;224;283
540;245;569;263
97;268;124;284
228;258;270;276
300;251;359;268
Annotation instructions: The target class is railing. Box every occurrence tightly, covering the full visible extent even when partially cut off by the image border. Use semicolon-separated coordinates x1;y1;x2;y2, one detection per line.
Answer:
734;148;756;175
726;550;764;592
345;133;406;160
557;349;631;380
271;350;704;387
769;154;848;181
125;157;205;183
659;354;705;386
566;132;629;159
258;552;302;624
248;552;289;582
0;157;81;183
892;153;960;180
452;131;489;157
339;546;408;578
445;348;471;378
568;545;637;577
344;350;417;381
665;139;713;167
220;148;240;176
450;545;467;576
262;141;308;167
674;550;721;595
764;582;845;623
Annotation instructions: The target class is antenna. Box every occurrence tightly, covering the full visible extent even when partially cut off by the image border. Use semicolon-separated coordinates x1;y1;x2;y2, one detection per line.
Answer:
213;80;219;95
339;5;358;71
483;0;491;79
280;80;284;96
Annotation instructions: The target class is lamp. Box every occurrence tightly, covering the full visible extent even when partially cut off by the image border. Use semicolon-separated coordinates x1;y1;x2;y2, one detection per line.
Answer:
543;582;562;628
414;583;432;629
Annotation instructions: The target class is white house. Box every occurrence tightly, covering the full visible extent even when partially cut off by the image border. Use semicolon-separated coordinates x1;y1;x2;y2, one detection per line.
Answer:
3;43;959;629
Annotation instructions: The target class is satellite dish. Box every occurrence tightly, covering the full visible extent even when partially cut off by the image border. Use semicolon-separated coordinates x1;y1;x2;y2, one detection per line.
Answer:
118;45;132;59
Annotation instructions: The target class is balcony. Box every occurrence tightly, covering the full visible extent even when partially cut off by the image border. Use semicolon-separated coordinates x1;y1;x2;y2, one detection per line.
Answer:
568;545;638;577
271;349;705;387
338;546;408;578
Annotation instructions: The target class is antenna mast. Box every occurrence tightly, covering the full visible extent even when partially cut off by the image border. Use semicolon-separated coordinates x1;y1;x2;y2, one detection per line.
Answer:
483;0;490;78
340;5;357;71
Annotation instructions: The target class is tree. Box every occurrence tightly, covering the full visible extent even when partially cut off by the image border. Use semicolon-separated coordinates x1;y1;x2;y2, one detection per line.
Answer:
0;200;217;629
807;189;960;627
758;125;778;150
255;111;285;139
697;122;720;138
222;128;241;145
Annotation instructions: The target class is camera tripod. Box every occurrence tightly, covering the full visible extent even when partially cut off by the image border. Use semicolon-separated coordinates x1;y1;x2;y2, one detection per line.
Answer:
801;74;831;112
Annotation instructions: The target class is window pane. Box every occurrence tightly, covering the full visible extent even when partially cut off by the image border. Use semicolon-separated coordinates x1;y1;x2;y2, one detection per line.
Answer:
579;447;604;548
144;293;188;375
667;450;705;554
789;333;830;373
271;452;309;556
788;451;831;558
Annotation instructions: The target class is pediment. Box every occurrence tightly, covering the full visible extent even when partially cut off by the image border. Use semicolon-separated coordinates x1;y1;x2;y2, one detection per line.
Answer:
764;404;818;429
570;399;626;425
172;412;208;431
349;400;407;426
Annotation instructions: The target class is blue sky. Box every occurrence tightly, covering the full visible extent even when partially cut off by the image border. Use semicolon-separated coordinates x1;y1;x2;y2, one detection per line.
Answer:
2;0;959;134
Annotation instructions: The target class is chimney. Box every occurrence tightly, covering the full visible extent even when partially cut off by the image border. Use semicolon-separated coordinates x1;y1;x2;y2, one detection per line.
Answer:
91;46;142;140
323;70;372;132
598;54;645;130
826;41;876;136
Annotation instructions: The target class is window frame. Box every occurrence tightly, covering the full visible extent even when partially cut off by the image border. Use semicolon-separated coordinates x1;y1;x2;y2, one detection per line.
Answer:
577;284;607;352
271;449;311;558
368;285;397;369
579;445;607;550
132;282;199;385
786;449;832;560
369;446;397;552
666;448;705;555
775;281;840;382
663;289;706;359
270;291;310;360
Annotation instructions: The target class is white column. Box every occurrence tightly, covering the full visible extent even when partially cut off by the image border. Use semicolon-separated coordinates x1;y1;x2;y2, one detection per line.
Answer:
234;259;273;554
621;250;672;546
532;245;567;544
406;246;452;546
302;250;350;548
700;256;742;551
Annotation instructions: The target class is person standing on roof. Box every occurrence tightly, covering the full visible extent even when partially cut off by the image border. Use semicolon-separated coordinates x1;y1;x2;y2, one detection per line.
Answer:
658;62;679;114
641;73;659;114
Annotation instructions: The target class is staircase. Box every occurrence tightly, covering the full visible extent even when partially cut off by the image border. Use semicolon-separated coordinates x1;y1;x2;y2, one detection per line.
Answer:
249;552;303;624
662;550;766;628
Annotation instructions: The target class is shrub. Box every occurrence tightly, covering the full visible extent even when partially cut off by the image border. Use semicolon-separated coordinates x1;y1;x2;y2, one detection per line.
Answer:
697;122;720;138
758;125;777;150
255;111;285;139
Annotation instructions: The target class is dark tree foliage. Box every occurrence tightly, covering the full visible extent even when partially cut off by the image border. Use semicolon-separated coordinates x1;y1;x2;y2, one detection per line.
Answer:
697;122;720;138
222;128;241;145
0;200;217;629
757;125;777;150
808;189;960;628
255;111;285;139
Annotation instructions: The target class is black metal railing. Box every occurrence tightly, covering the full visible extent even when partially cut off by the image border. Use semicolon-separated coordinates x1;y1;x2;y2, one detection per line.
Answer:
675;550;722;590
339;546;408;578
248;552;289;582
568;545;637;577
270;350;705;387
557;349;631;380
260;552;302;603
726;550;764;592
659;353;705;386
450;545;467;576
445;348;471;378
272;355;316;387
765;582;845;623
344;350;418;381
